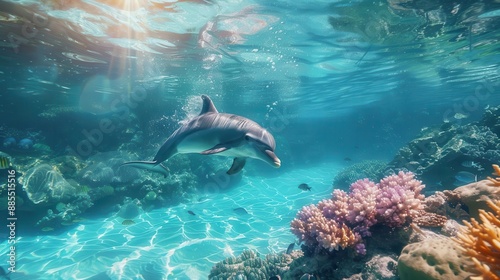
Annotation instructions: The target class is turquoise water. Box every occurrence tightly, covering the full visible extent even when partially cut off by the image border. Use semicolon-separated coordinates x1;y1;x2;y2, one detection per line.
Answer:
1;0;500;279
1;163;338;279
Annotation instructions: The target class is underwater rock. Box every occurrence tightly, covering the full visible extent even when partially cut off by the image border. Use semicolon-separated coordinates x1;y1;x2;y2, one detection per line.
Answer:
479;105;500;136
398;236;474;280
18;138;34;149
79;151;143;185
82;162;115;185
445;179;500;219
21;163;77;206
144;191;157;201
117;199;141;219
363;255;398;280
53;155;86;178
90;185;115;201
343;255;398;280
388;121;500;190
3;137;16;148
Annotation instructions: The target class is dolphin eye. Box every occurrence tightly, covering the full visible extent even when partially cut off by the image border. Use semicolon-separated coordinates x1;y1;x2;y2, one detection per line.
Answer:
244;135;251;141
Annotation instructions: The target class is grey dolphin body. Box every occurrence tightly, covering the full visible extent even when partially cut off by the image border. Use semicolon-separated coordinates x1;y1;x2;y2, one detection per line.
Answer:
122;95;281;175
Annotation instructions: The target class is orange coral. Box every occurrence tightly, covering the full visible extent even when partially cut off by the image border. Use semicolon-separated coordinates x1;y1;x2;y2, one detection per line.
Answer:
454;199;500;280
487;164;500;186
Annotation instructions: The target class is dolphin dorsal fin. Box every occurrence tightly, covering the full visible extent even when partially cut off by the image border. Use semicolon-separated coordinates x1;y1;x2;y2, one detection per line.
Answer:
200;95;218;115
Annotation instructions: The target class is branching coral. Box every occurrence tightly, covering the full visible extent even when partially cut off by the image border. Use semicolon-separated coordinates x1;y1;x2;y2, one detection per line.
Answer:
487;164;500;186
454;199;500;280
376;171;425;227
291;171;425;255
347;179;379;230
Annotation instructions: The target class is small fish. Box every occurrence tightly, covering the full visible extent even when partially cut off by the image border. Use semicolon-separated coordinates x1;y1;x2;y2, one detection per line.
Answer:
461;160;482;170
0;156;10;169
344;157;352;161
41;227;54;232
233;207;248;215
286;242;294;254
122;219;135;226
188;210;196;216
455;171;477;183
298;183;311;191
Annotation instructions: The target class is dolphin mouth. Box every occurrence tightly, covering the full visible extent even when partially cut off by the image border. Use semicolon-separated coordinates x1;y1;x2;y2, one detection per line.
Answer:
265;150;281;168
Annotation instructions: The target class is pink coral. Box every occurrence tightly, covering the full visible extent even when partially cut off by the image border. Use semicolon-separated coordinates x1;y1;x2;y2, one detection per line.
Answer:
376;171;425;227
346;179;379;232
319;189;349;222
290;204;362;252
290;171;425;255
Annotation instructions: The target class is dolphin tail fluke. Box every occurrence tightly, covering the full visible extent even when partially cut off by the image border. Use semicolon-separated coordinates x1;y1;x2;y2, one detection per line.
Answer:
120;161;169;177
227;157;246;175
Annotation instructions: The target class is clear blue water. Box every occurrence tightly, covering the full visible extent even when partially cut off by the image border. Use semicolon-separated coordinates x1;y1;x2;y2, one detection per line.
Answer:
2;164;336;279
0;0;499;279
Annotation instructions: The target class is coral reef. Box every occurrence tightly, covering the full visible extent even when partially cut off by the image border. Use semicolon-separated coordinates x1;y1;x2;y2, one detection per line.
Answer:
397;164;500;280
487;164;500;186
7;140;202;230
333;160;388;189
208;250;302;280
291;171;425;255
284;224;408;280
21;164;78;206
387;105;500;191
454;199;500;280
36;195;94;227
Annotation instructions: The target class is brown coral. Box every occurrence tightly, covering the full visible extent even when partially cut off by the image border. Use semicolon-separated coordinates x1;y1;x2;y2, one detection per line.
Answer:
454;199;500;280
487;164;500;186
411;210;447;227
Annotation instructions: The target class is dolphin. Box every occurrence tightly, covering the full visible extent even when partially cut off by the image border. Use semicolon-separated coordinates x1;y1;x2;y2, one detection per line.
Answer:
121;95;281;175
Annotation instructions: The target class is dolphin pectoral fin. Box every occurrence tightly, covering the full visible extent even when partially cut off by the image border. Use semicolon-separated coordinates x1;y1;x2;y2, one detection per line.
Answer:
227;157;246;175
201;138;244;155
200;145;229;155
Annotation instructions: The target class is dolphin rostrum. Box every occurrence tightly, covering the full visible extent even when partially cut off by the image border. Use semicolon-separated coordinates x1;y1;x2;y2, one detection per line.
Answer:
121;95;281;175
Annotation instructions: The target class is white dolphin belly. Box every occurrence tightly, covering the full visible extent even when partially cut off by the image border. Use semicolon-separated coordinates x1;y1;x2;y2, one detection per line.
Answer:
176;129;255;158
